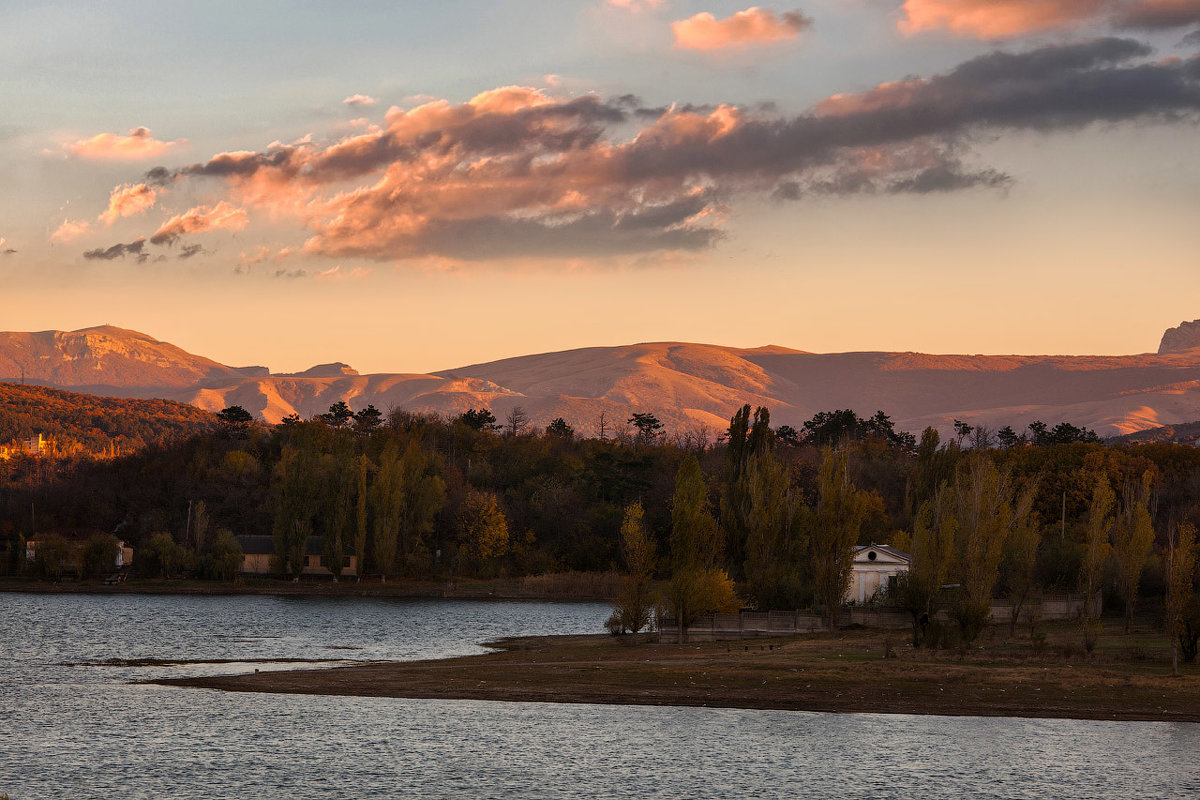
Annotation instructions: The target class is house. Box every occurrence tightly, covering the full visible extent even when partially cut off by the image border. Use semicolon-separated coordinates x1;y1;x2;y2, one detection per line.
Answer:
235;535;358;578
25;528;134;569
847;543;910;604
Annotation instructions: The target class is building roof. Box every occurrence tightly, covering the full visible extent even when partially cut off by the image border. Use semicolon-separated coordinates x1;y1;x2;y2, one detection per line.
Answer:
853;543;911;565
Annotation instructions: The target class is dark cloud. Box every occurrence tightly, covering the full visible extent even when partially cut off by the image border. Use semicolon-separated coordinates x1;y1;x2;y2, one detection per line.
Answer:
1118;0;1200;30
178;244;205;259
273;268;308;279
82;238;148;262
123;40;1200;261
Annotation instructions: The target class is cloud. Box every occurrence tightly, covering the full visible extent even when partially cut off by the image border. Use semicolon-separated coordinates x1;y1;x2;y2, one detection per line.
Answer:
82;238;148;261
66;127;185;160
672;7;813;50
50;219;91;243
149;201;248;245
343;94;377;107
900;0;1200;37
1119;0;1200;29
106;41;1200;262
0;236;14;255
177;244;205;259
100;183;159;225
607;0;667;8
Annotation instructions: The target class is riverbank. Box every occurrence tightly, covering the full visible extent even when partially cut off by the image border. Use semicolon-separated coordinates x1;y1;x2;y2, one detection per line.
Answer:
0;572;618;602
154;623;1200;723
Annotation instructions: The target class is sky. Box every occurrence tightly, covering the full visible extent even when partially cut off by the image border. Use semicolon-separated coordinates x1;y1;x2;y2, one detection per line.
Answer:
2;0;1199;374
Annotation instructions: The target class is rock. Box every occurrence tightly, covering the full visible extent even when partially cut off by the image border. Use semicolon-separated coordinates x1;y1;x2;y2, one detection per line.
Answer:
1158;320;1200;354
279;363;360;378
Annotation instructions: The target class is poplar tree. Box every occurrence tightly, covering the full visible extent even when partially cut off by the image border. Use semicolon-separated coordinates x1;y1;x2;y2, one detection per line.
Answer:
1112;472;1156;634
667;455;737;642
809;448;868;632
370;441;404;582
613;502;656;634
1081;474;1115;653
354;453;370;582
948;454;1033;646
271;443;322;581
1166;522;1197;677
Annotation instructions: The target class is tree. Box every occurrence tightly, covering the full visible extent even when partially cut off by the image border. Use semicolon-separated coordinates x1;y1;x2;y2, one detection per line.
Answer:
353;405;383;434
808;448;869;632
1080;474;1115;654
370;441;404;582
1001;512;1042;636
947;454;1033;646
775;425;800;447
80;533;120;579
996;426;1021;449
898;496;956;646
1112;471;1156;634
200;529;244;581
595;411;609;440
953;419;973;445
612;502;656;634
459;408;498;432
392;441;447;573
320;440;357;582
628;412;664;446
1165;522;1197;677
322;401;354;428
354;453;370;582
743;445;804;610
216;405;254;438
33;533;71;580
666;455;735;642
141;531;186;579
272;443;322;581
458;489;509;575
505;406;530;437
545;417;574;439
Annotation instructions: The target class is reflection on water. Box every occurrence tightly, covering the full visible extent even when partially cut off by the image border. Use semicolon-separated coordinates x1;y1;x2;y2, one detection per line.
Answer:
2;592;1198;800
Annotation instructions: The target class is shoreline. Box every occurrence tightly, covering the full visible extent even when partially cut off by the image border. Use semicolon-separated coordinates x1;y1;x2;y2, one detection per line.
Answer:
0;577;611;603
150;630;1200;724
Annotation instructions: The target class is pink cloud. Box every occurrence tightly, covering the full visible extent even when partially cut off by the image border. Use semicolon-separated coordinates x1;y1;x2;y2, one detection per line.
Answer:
898;0;1200;37
607;0;666;8
66;127;185;160
343;94;377;107
50;219;91;243
672;7;813;50
149;201;248;245
100;183;159;225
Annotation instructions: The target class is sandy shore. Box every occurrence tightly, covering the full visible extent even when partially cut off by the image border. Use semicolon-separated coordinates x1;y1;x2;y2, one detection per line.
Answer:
151;629;1200;723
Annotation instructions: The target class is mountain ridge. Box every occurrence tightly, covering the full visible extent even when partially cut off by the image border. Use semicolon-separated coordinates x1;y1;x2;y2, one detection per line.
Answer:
5;325;1200;437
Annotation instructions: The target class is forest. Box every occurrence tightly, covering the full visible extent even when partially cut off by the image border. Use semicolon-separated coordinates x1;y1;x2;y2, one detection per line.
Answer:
3;399;1199;661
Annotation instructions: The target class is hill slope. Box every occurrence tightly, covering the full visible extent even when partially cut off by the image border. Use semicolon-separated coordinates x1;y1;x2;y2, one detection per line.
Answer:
9;325;1200;438
0;382;216;453
0;325;266;393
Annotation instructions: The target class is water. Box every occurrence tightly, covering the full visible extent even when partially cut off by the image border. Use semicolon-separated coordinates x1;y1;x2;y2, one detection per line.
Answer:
2;593;1198;799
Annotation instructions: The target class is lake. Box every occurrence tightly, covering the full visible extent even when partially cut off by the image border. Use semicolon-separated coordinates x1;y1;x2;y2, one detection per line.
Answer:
2;592;1198;799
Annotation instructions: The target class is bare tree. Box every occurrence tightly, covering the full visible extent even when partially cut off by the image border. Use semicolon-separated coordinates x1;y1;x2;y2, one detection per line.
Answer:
595;411;609;440
505;405;530;437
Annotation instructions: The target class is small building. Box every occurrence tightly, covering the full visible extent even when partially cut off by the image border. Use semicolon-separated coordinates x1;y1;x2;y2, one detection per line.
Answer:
847;543;910;604
235;535;357;578
25;528;134;569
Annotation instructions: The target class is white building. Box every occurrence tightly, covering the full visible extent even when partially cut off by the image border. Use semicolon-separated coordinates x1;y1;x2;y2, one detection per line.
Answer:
847;544;911;604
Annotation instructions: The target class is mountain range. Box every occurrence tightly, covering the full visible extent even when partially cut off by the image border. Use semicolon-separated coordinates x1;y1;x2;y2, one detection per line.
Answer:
3;323;1200;438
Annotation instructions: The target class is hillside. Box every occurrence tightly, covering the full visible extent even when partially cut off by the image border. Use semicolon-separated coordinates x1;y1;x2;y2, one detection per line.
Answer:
9;323;1200;438
0;382;216;453
0;325;266;392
